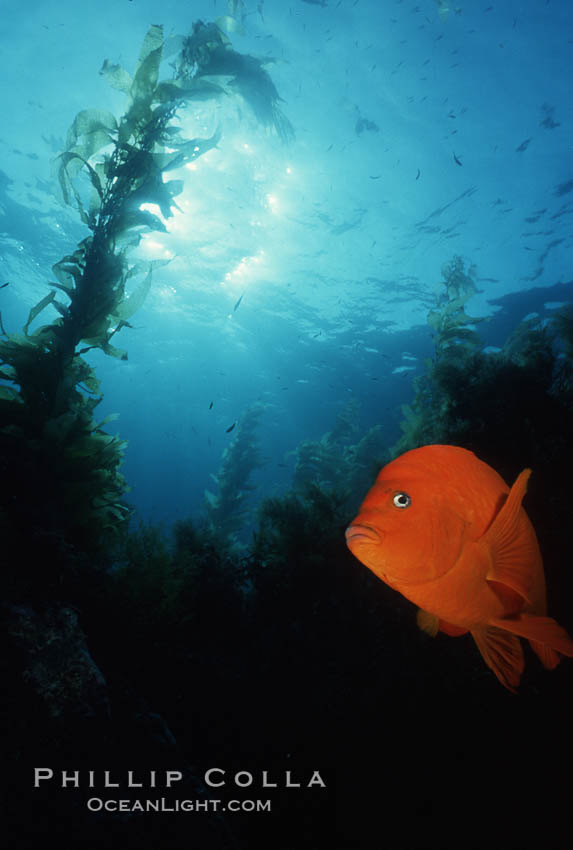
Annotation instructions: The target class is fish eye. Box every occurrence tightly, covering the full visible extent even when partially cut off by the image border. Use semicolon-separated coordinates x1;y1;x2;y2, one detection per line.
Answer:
392;491;411;509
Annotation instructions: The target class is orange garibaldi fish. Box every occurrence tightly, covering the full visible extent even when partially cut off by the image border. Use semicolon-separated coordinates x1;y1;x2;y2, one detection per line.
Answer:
345;444;573;691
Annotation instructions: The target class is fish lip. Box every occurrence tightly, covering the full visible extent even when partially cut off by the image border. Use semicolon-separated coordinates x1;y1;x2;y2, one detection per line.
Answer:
345;524;381;544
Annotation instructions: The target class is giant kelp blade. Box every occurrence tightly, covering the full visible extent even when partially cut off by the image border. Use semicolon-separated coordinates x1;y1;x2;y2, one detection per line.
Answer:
114;258;170;322
131;176;183;219
272;106;295;144
156;129;222;171
52;241;90;292
96;412;120;429
65;109;118;160
204;489;218;508
114;209;168;237
216;14;244;35
100;341;128;360
0;365;16;381
130;24;163;106
114;266;153;322
58;152;104;199
55;152;98;222
119;25;164;144
23;291;56;336
0;385;21;401
99;59;133;94
154;78;226;104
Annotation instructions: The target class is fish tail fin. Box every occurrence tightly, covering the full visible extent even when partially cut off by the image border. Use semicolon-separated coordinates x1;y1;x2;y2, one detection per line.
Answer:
490;613;573;668
471;625;525;693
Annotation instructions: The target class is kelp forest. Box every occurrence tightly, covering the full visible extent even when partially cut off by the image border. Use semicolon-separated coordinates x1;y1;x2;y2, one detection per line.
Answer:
2;15;573;850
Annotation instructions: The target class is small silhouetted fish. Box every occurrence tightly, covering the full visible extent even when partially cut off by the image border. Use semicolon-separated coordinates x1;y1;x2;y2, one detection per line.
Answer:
233;294;244;312
554;179;573;197
209;401;213;409
370;175;381;180
516;138;531;153
416;168;421;180
356;116;379;134
453;152;463;166
0;282;9;288
226;423;236;433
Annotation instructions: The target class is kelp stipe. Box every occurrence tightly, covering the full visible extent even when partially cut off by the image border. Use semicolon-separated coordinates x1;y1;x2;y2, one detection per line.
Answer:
549;304;573;401
292;400;387;512
0;19;293;597
203;404;265;547
395;255;487;452
252;482;349;605
394;256;573;476
427;255;482;356
551;304;573;361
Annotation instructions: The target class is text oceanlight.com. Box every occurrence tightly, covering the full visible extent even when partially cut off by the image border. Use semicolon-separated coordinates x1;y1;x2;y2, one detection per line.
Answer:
86;798;272;813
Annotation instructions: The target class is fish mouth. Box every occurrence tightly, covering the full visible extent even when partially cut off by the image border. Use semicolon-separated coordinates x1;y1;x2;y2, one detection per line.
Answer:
345;524;382;544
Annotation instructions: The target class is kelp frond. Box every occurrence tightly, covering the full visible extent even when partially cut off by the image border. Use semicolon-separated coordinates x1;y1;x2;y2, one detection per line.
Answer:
0;19;293;594
176;20;295;143
203;404;266;546
427;255;483;358
291;401;386;512
394;256;573;468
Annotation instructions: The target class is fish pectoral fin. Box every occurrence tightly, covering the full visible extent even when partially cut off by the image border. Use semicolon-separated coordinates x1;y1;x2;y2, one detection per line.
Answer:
490;613;573;668
416;609;439;637
471;625;525;693
481;468;534;605
416;609;468;638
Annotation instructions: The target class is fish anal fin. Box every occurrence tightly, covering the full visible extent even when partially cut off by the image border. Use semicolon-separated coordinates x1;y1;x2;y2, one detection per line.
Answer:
490;613;573;668
529;640;560;671
482;468;534;605
471;625;524;693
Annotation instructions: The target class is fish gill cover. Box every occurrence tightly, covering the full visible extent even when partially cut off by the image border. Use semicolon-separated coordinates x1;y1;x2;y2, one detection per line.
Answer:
1;2;573;849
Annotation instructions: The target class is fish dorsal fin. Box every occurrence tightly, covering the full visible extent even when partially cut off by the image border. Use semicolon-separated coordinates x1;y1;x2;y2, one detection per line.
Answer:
481;468;534;606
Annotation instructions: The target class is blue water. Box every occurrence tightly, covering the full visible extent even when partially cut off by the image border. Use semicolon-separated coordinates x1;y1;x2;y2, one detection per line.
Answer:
1;0;572;529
